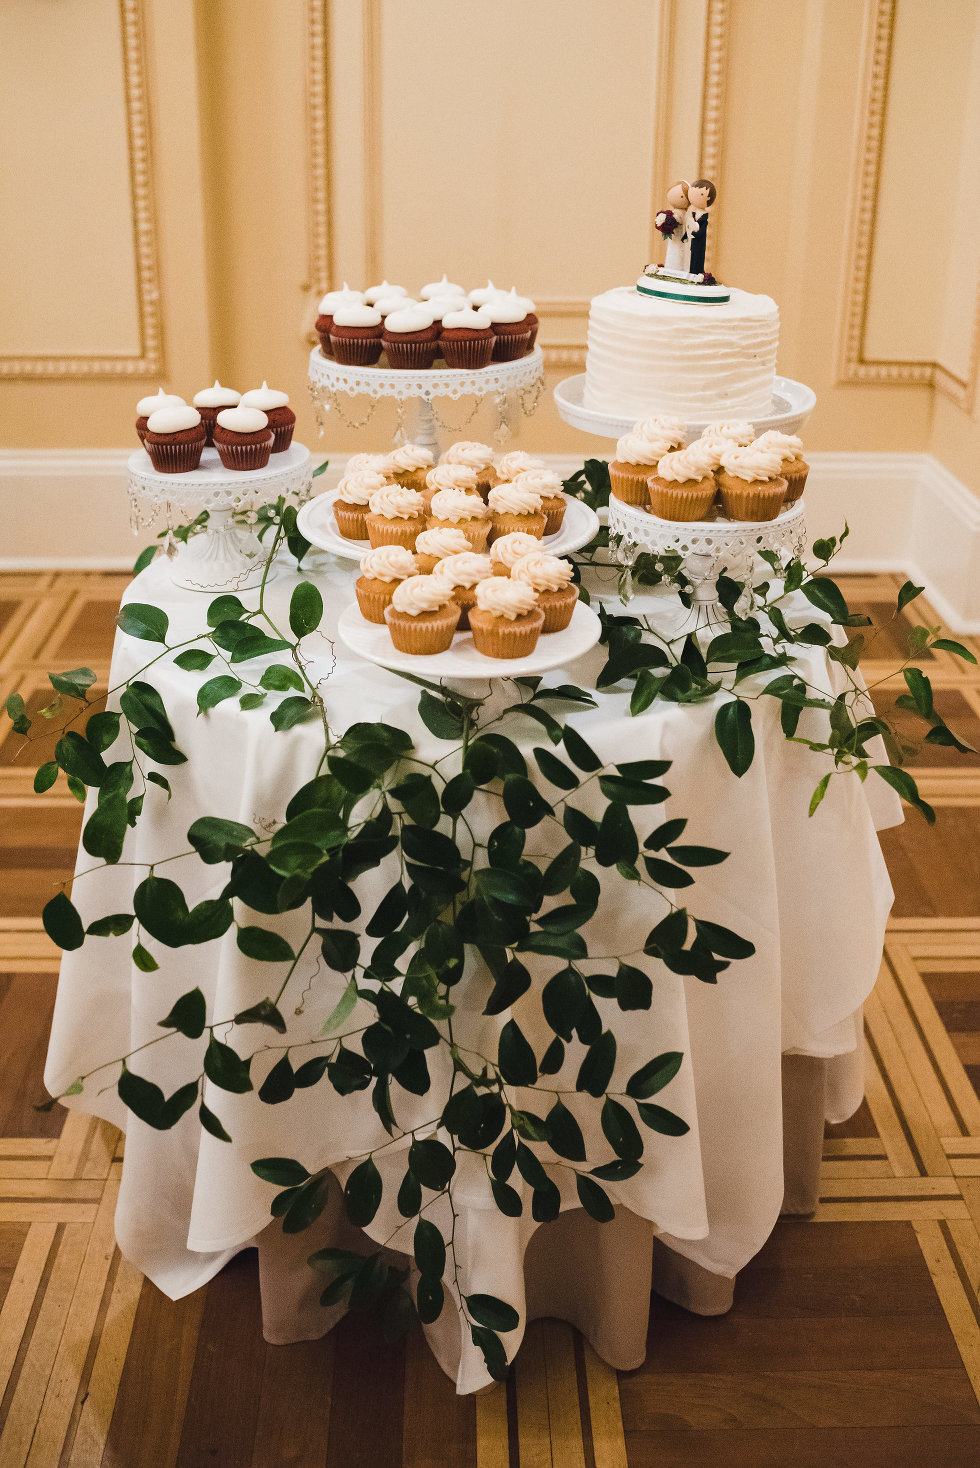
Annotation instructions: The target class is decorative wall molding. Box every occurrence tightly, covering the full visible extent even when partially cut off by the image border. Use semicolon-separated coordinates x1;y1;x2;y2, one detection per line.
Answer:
0;0;163;380
306;0;331;300
837;0;980;414
698;0;728;183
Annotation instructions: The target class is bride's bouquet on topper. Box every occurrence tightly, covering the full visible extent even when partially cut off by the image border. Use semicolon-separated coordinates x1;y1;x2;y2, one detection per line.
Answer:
644;176;730;305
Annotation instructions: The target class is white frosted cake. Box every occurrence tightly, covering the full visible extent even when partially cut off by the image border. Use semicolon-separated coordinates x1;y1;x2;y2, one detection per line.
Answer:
583;285;779;420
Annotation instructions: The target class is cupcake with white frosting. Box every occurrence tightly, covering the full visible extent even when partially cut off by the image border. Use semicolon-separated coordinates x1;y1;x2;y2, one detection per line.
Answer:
315;283;365;355
610;425;684;505
144;405;206;474
648;443;719;521
496;288;538;350
702;420;755;447
413;526;471;574
363;281;408;306
494;450;547;481
192;382;241;445
432;551;493;629
426;487;491;551
438;305;494;369
212;406;274;472
330;303;384;365
374;294;420;317
439;441;497;498
346;452;389;473
423;463;480;515
635;415;685;449
426;294;469;332
355;544;418;624
487;481;546;542
333;466;389;540
382;303;439;370
717;443;788;522
385;574;461;655
383;442;434;494
469;578;544;659
510;552;578;633
753;431;808;502
366;484;426;549
420;275;465;301
136;388;186;445
511;468;566;535
488;531;543;576
240;382;294;453
468;280;499;308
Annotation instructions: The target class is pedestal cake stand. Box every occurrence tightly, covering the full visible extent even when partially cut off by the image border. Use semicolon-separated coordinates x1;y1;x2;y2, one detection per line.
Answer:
553;373;816;443
307;347;545;457
127;443;316;593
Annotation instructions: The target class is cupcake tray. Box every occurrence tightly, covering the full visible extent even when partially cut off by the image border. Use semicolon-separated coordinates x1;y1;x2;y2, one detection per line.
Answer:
334;600;602;682
552;373;817;443
296;489;601;563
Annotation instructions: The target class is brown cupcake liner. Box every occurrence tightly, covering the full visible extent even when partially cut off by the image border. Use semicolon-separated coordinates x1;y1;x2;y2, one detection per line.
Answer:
440;334;495;369
541;496;567;536
214;436;273;472
317;331;334;358
366;514;423;549
490;511;547;543
196;406;220;446
469;607;545;659
330;334;384;366
385;604;461;654
333;500;369;540
391;467;430;494
136;417;150;445
145;438;206;474
383;339;439;370
355;577;399;624
782;459;809;503
647;476;718;522
450;584;481;630
609;461;658;504
535;584;579;633
270;421;295;454
717;474;787;523
491;328;533;362
426;517;490;552
526;316;539;350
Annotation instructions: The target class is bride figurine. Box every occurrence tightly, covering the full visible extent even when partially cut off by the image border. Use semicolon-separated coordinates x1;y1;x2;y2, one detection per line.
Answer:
655;181;692;274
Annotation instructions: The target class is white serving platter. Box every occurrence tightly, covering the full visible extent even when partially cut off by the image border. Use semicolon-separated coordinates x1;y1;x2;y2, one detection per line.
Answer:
552;373;816;442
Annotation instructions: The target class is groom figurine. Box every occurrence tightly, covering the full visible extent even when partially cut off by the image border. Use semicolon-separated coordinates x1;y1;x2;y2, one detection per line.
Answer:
685;178;717;278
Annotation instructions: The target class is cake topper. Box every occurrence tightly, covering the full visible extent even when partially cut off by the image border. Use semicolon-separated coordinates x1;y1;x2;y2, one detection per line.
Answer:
641;175;728;305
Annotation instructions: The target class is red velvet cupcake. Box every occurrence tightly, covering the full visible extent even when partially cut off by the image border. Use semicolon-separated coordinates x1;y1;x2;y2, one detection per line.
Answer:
330;303;384;365
240;382;295;453
192;381;241;445
314;285;365;358
212;406;274;472
136;388;186;445
438;305;494;369
484;292;534;361
382;304;440;370
144;406;206;474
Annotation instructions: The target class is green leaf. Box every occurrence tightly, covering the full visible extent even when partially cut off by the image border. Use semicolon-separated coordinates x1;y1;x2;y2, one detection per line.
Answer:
321;976;358;1034
409;1138;456;1191
117;1066;165;1127
576;1174;615;1222
627;1052;683;1099
896;580;925;612
532;747;578;791
502;775;552;828
204;1036;252;1093
693;918;755;959
234;998;287;1033
270;696;318;731
637;1102;690;1135
418;690;464;741
81;794;128;864
491;1179;523;1216
576;1030;617;1097
49;667;97;700
595;803;637;868
319;929;360;972
33;761;59;794
643;856;694;889
199;1101;232;1142
158;987;206;1038
931;638;977;664
498;1020;538;1086
344;1157;382;1227
466;1293;520;1333
259;1055;295;1104
397;1168;423;1218
903;667;934;718
55;731;107;787
561;724;602;772
133;728;187;766
441;771;475;814
645;817;688;853
414;1218;446;1280
293;1056;330;1087
801;576;849;623
546;1099;587;1161
260;663;305;692
116;603;169;643
86;912;134;938
227;629;292;664
119;681;174;738
471;1325;509;1380
132;942;158;972
809;773;831;816
873;764;936;823
391;772;441;828
542;965;586;1040
590;1159;642;1182
666;844;728;867
42;892;85;951
132;544;157;575
236;926;295;963
174;648;216;672
601;1097;643;1160
484;957;533;1015
615;962;652;1011
85;711;121;754
197;675;242;714
207;595;248;628
714;700;755;777
289;581;324;638
282;1175;330;1233
188;815;255;864
598;775;668;806
239;692;267;711
133;875;234;948
541;842;581;897
417;1277;445;1325
252;1156;310;1187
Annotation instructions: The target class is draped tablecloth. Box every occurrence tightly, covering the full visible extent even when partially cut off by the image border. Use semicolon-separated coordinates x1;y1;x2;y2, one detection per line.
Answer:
44;550;901;1392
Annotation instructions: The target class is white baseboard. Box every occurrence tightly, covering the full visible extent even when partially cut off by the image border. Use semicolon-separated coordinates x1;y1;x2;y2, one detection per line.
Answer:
1;447;978;630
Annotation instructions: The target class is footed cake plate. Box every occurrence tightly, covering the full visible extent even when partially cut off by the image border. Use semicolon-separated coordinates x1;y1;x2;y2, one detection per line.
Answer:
336;600;602;681
296;489;600;562
552;374;816;442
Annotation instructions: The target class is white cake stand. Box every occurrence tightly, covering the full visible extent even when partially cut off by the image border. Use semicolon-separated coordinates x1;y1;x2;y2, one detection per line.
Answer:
127;443;315;592
308;346;545;456
553;373;816;443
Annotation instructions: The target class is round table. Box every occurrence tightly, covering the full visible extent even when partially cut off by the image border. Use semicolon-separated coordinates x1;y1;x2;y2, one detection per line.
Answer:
43;549;901;1392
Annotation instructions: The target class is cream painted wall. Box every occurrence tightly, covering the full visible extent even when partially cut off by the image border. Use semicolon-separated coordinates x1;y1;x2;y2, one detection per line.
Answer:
0;0;978;497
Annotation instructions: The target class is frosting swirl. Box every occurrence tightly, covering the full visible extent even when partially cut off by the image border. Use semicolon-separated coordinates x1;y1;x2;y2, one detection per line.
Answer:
346;452;389;472
384;443;433;474
317;283;364;313
358;545;417;582
384;304;436;333
511;468;562;498
332;303;382;328
429;488;488;522
495;450;546;479
655;445;717;483
616;429;675;466
192;381;240;408
719;443;786;483
440;440;494;472
147;405;202;434
488;482;543;514
420;274;464;300
489;531;541;569
390;574;455;615
753;430;804;462
703;420;755;446
474;579;538;620
375;294;419;317
336;467;389;506
425;293;469;321
363;281;407;305
432;552;492;588
368;485;424;519
635;415;685;446
441;305;492;330
414;528;471;558
425;464;478;496
468;280;497;307
510;552;574;592
482;294;527;323
137;388;185;416
240;381;289;411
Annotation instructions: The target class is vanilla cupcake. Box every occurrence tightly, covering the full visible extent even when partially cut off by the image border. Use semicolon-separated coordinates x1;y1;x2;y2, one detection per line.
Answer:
648;444;719;521
439;441;497;498
702;420;755;447
144;405;206;474
427;487;490;551
366;484;426;548
510;552;578;633
192;382;240;445
413;526;471;574
382;303;439;370
239;382;294;453
717;443;788;522
346;452;389;473
510;468;566;535
136;388;186;445
488;531;543;576
495;450;546;481
212;406;272;472
609;427;680;504
333;466;389;540
356;545;418;624
383;442;434;494
487;481;546;542
753;431;809;502
432;551;493;629
635;415;685;448
385;574;460;654
423;463;479;513
315;284;365;356
469;578;545;659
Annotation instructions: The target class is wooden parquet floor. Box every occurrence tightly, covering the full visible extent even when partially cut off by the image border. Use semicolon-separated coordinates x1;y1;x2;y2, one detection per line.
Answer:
1;570;980;1466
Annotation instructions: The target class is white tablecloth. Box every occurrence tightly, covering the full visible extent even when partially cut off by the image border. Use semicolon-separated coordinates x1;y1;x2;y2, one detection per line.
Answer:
44;552;901;1391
